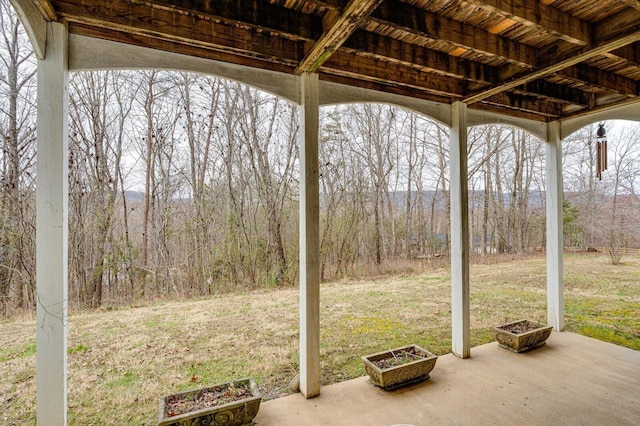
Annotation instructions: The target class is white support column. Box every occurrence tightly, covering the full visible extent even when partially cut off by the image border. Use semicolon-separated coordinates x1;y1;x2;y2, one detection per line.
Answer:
299;72;320;398
36;22;69;425
545;121;564;331
450;101;470;358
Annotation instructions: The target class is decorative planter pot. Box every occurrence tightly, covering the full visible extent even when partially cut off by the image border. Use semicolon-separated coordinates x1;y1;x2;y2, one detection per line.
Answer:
362;344;437;390
493;319;553;353
158;377;261;426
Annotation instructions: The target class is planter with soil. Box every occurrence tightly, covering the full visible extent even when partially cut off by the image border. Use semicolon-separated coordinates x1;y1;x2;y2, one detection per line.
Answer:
158;377;261;426
361;344;437;390
493;319;553;353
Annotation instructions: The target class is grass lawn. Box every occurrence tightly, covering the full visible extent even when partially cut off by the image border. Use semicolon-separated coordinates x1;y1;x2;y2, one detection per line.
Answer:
1;253;639;425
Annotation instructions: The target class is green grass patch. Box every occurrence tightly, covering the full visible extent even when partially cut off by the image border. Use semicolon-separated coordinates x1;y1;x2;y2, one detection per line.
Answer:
565;297;640;350
67;344;90;354
0;342;35;363
107;371;138;389
1;253;639;424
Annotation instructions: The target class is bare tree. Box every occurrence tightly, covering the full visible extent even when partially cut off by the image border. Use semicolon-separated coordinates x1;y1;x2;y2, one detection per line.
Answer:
68;70;138;307
563;124;603;250
229;85;298;285
0;0;36;314
345;104;395;266
177;73;221;294
604;124;640;264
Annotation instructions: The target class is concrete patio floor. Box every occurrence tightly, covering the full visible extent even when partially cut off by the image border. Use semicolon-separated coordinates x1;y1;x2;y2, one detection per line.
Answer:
255;332;640;425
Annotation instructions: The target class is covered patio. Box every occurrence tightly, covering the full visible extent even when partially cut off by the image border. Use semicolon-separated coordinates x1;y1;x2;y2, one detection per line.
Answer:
257;332;640;425
9;0;640;423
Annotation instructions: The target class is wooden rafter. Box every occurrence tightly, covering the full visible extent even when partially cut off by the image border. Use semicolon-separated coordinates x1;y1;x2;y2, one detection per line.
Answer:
463;0;591;45
465;25;640;105
517;80;593;108
31;0;56;19
593;8;640;40
559;64;639;96
482;92;562;117
295;0;383;74
371;0;537;67
343;30;496;84
617;0;640;12
323;50;466;97
69;23;299;73
370;0;634;108
25;0;640;121
129;0;321;42
54;0;304;64
608;44;640;66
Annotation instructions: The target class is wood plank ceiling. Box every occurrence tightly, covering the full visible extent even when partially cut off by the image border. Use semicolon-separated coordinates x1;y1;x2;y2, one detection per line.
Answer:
32;0;640;121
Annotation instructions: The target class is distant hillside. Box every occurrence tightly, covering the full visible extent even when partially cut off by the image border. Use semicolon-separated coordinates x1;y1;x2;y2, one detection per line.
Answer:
390;190;546;209
123;190;145;202
123;189;548;207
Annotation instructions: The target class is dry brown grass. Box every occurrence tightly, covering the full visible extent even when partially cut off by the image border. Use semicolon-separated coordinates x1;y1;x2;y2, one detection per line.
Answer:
1;253;639;425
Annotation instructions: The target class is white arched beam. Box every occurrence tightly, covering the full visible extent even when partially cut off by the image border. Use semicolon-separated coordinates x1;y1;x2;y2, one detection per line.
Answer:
560;101;640;140
68;35;456;126
36;21;69;425
9;0;53;60
68;34;301;104
467;108;548;141
319;81;452;127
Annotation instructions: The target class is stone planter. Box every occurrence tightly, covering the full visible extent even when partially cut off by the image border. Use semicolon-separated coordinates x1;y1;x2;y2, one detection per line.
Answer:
362;344;437;390
158;377;261;426
493;319;553;353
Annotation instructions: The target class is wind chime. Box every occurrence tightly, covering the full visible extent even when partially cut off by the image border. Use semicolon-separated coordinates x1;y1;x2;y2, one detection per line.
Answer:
596;122;607;181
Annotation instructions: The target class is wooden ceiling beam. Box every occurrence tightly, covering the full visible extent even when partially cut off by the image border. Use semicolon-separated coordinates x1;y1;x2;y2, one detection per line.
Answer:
372;1;634;97
323;50;582;117
482;92;563;117
322;50;467;97
125;0;322;42
69;22;298;73
54;0;304;63
517;80;593;107
609;43;640;65
463;0;591;45
32;0;56;20
343;30;496;84
535;11;640;64
295;0;383;74
309;0;349;11
371;0;536;67
615;0;640;12
558;63;639;96
593;8;640;40
465;25;640;104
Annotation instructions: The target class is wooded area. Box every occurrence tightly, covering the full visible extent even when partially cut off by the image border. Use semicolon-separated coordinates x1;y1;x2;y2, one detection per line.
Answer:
1;1;639;316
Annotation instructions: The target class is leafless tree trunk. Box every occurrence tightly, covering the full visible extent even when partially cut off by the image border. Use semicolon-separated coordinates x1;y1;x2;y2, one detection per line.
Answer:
179;73;221;294
347;104;395;266
606;124;640;264
0;1;36;314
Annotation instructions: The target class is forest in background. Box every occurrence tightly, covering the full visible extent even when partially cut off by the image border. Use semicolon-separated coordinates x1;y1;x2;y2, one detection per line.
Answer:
1;1;639;316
